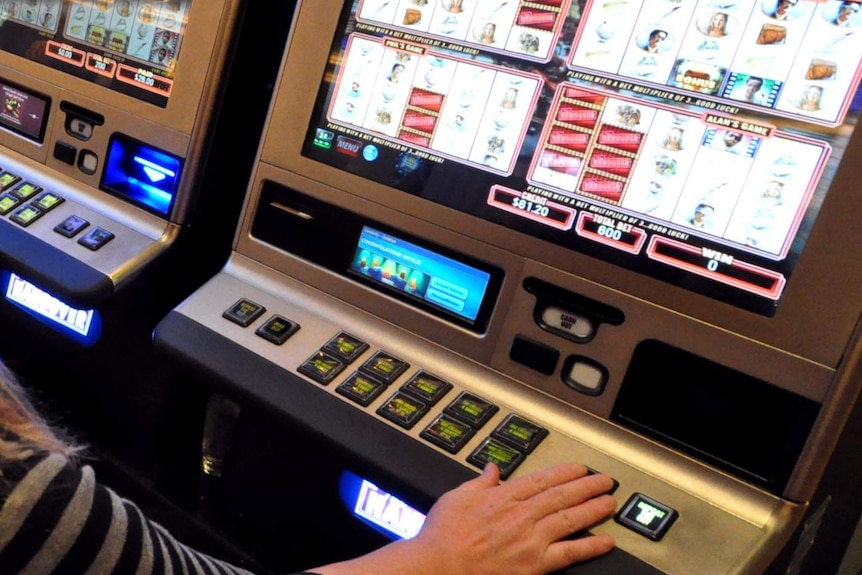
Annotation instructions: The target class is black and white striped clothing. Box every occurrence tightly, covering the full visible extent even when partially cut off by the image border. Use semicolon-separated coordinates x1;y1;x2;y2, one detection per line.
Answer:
0;450;317;575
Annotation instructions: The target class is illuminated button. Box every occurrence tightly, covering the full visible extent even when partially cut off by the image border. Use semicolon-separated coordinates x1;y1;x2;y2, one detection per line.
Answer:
10;204;44;227
562;356;608;396
322;331;369;364
33;191;65;212
491;414;548;453
78;150;99;175
54;215;90;238
298;351;345;385
255;314;299;345
68;117;94;140
466;438;524;480
10;182;42;200
0;193;21;215
336;372;387;407
222;298;266;327
444;391;498;428
77;227;115;251
541;306;595;341
615;493;678;541
0;172;21;191
400;371;452;405
376;391;428;429
420;413;475;453
360;351;410;385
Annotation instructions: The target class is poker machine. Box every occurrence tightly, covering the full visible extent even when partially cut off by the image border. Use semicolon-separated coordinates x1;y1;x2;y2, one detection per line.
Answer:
0;0;296;495
0;0;285;341
153;0;862;573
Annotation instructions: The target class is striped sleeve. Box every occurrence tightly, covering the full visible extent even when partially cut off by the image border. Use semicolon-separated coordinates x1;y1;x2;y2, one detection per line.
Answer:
0;453;258;575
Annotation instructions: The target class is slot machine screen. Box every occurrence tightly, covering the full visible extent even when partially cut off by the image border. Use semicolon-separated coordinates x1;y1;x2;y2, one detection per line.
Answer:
300;0;862;317
0;0;192;107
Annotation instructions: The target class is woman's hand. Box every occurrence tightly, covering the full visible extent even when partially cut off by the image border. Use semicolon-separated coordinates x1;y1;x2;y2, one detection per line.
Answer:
312;462;617;575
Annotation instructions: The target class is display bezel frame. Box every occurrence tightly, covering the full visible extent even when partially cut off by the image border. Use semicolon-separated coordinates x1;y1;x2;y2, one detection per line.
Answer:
247;0;862;370
0;76;51;143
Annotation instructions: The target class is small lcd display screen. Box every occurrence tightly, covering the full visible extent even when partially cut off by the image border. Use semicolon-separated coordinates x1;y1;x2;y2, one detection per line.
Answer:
302;0;862;316
0;0;192;107
0;78;50;142
350;226;492;323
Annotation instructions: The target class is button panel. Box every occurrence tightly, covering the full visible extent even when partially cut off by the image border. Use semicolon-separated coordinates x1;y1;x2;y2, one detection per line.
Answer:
0;166;119;256
216;297;621;486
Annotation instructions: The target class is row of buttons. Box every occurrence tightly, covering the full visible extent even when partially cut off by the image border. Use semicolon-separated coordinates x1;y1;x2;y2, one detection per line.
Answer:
0;167;115;250
221;297;679;540
222;297;547;480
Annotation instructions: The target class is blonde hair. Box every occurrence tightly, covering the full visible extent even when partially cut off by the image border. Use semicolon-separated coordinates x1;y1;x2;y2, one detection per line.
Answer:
0;359;84;463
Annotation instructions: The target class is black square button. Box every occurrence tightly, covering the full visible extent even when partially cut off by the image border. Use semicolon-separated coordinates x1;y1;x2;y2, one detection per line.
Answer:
10;204;43;227
420;413;475;453
298;351;345;385
466;438;525;480
360;351;409;385
336;372;387;407
586;468;620;494
376;391;428;429
444;391;499;428
255;314;299;344
54;141;77;165
491;414;548;454
222;298;266;327
615;493;678;541
400;371;452;405
0;193;21;215
54;215;90;238
77;227;115;250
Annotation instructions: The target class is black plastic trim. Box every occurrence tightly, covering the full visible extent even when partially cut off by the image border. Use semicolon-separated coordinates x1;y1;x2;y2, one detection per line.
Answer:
0;219;114;307
153;310;665;575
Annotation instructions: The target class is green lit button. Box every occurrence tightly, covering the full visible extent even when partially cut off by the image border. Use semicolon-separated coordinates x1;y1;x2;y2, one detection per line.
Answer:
491;414;548;453
11;182;41;200
337;372;386;406
466;438;525;480
420;413;475;453
298;351;345;385
401;371;452;405
33;191;64;212
376;391;428;429
0;193;21;215
444;391;498;428
10;204;43;227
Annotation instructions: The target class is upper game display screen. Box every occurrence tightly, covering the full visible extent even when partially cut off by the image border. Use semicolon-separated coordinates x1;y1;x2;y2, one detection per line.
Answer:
0;0;191;107
301;0;862;316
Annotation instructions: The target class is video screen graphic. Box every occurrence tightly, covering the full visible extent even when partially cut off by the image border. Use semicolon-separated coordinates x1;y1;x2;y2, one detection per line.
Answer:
0;78;50;141
0;0;191;107
350;226;492;323
571;0;862;126
302;0;861;316
357;0;573;63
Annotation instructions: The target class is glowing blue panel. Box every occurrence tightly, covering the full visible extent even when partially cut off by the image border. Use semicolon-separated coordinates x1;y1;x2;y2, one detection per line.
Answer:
102;134;182;216
339;470;426;540
3;271;102;346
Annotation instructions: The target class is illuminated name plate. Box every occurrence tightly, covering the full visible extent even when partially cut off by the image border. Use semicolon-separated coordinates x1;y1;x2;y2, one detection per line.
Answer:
5;273;95;337
353;477;426;540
